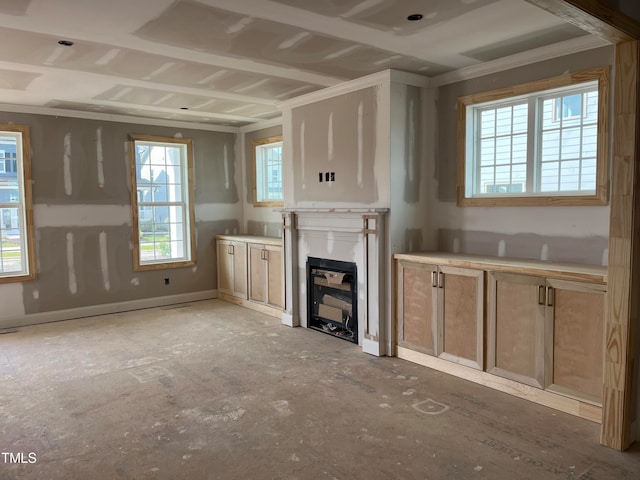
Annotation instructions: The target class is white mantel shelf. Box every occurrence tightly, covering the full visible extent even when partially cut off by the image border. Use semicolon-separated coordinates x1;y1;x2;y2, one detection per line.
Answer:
279;208;389;213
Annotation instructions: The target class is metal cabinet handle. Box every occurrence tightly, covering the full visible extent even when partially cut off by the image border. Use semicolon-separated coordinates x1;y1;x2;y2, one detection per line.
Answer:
438;271;444;289
262;249;267;261
431;271;437;288
547;287;554;306
538;285;545;305
228;244;234;255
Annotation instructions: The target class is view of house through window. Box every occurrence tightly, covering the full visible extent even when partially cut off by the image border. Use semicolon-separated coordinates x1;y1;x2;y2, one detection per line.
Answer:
253;136;283;206
130;135;195;270
0;124;35;282
458;67;608;206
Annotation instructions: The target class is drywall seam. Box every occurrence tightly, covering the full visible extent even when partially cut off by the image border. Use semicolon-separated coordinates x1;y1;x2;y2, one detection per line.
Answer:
224;143;230;190
195;203;243;222
357;101;363;186
96;127;105;188
99;231;110;291
300;120;306;189
328;112;334;162
34;205;131;227
0;290;217;330
66;232;77;295
239;116;283;134
63;133;72;195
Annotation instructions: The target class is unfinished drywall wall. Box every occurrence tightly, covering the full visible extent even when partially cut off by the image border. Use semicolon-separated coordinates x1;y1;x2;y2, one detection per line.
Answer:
289;87;382;206
243;124;282;237
431;46;614;264
0;111;241;324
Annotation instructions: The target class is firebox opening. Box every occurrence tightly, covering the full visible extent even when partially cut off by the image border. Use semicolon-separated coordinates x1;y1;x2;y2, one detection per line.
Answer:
306;257;358;344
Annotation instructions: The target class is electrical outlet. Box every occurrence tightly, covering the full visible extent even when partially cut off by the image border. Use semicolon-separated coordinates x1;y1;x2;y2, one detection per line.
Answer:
325;172;330;182
164;277;170;285
330;172;335;181
319;172;323;182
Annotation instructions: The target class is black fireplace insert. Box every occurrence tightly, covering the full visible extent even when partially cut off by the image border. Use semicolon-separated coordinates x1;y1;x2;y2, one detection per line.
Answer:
306;257;358;344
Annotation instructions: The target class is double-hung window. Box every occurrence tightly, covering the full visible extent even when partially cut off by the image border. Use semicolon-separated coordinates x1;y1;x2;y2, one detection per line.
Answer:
129;134;196;270
457;67;609;206
0;124;35;283
253;135;283;207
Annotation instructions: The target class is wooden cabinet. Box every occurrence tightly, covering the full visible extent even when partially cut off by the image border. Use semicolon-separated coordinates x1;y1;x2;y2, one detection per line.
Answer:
216;235;283;318
217;239;247;299
395;252;607;422
546;279;605;403
487;272;605;402
249;243;283;309
397;261;483;369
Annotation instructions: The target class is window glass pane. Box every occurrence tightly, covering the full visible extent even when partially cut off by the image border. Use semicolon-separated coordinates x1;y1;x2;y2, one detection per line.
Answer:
495;137;511;165
540;162;559;192
561;127;582;160
480;110;495;138
480;138;495;166
512;104;528;134
541;130;560;162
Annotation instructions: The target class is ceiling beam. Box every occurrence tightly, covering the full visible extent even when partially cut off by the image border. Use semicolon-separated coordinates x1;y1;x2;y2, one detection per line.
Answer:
524;0;640;42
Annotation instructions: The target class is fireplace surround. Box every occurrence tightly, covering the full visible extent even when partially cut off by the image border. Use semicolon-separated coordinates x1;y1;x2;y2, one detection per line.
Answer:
280;208;388;356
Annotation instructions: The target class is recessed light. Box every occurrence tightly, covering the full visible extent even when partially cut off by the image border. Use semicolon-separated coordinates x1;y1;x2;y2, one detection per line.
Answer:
407;14;423;21
180;107;189;110
57;40;74;46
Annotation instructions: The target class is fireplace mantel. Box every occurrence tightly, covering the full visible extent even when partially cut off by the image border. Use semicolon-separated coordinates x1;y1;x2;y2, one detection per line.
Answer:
280;209;388;356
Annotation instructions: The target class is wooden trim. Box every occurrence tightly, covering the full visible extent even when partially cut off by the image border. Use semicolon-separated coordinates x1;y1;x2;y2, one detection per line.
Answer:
0;124;36;284
252;135;284;208
128;134;196;272
524;0;640;43
602;40;639;450
217;292;283;319
457;66;609;207
398;346;602;423
393;252;607;284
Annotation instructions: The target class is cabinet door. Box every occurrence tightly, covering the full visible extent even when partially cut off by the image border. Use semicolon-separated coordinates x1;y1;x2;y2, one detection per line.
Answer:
232;242;247;298
249;244;266;303
438;266;484;369
217;240;234;295
546;279;605;403
266;246;283;308
487;272;546;387
396;261;438;355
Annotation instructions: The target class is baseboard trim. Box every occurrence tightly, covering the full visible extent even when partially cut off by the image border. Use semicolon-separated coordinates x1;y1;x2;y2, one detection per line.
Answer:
0;290;217;330
217;293;283;319
397;346;602;424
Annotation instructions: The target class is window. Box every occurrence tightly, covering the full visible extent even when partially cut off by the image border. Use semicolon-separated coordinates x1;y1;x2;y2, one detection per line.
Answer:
0;125;36;283
129;134;196;270
253;135;283;206
457;67;609;206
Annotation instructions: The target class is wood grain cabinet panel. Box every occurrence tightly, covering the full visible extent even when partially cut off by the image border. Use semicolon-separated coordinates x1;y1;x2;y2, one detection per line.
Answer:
488;273;546;387
438;266;484;370
249;243;283;309
217;239;247;299
547;279;605;404
397;261;437;355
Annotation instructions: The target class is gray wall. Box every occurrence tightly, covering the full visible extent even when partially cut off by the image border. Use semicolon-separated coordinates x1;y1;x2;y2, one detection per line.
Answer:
431;46;614;264
0;112;241;320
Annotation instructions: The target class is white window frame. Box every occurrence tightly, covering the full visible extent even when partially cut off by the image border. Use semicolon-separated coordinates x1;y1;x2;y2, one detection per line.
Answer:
457;67;609;207
0;125;36;283
253;135;283;207
129;134;196;271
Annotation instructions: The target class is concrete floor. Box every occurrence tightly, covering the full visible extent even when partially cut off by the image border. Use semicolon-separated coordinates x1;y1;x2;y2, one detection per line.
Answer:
0;299;639;479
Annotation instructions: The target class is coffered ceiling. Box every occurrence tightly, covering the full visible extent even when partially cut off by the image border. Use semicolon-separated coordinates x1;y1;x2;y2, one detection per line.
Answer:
0;0;604;127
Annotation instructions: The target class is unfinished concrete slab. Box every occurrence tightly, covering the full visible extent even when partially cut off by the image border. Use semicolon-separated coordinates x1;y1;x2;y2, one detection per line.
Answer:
0;300;638;479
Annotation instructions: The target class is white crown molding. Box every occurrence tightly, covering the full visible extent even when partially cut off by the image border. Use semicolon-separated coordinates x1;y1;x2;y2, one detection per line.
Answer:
0;104;240;133
430;35;611;87
277;69;429;110
239;116;283;134
0;290;217;330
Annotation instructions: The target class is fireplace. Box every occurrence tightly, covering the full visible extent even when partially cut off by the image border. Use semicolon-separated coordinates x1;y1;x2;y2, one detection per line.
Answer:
306;257;358;343
280;209;388;355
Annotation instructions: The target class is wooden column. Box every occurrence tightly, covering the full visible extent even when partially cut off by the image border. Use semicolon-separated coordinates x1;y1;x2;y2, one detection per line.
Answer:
603;39;640;450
